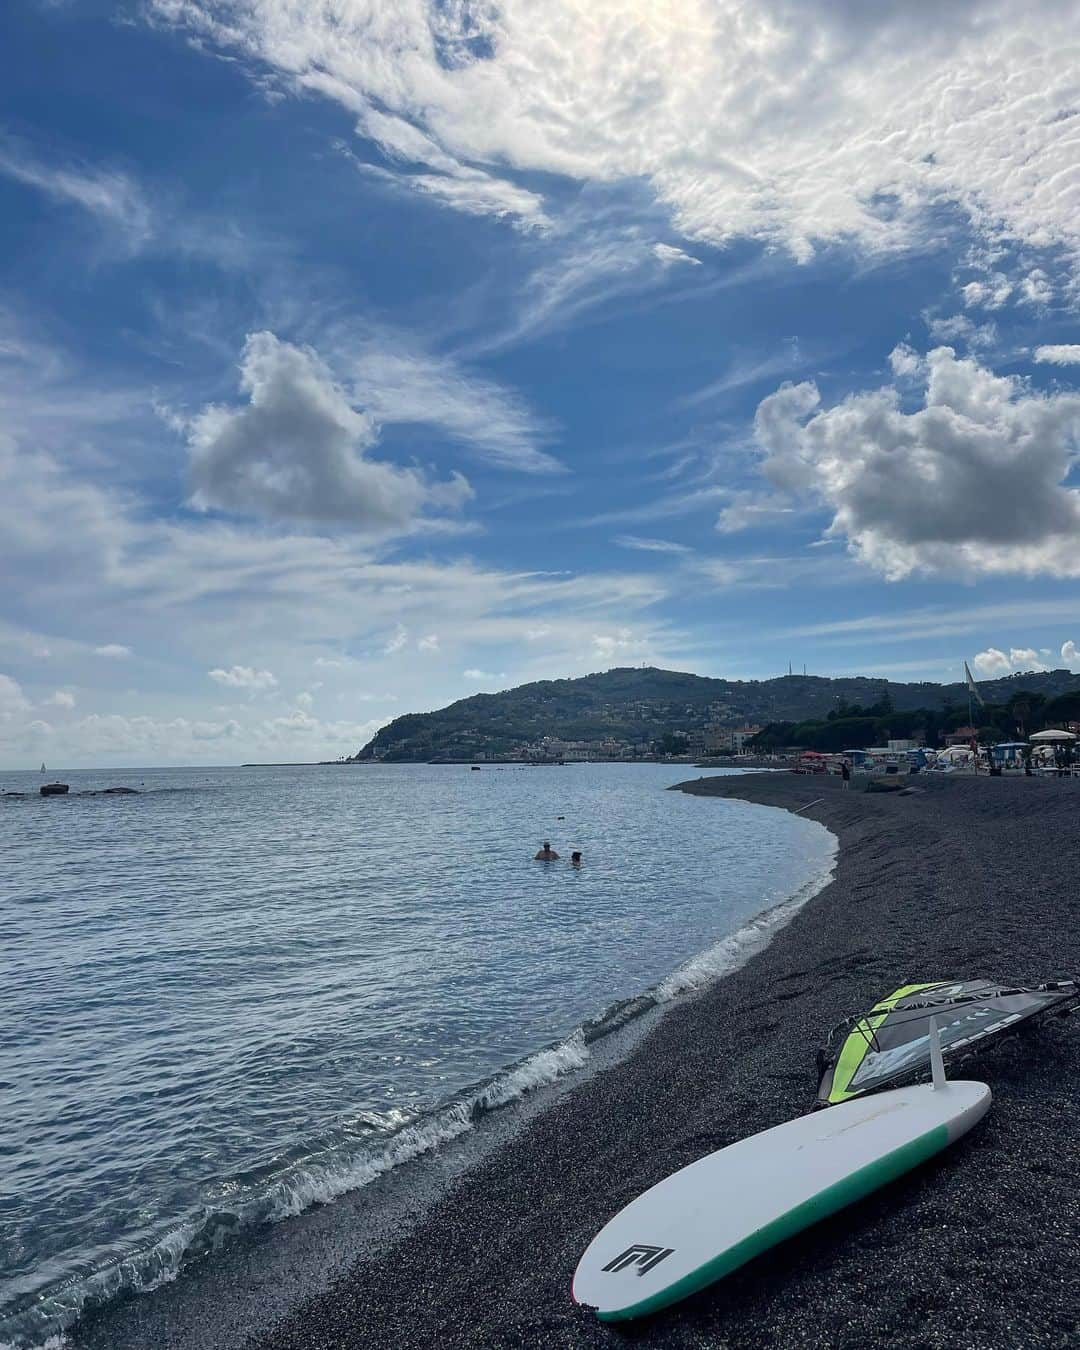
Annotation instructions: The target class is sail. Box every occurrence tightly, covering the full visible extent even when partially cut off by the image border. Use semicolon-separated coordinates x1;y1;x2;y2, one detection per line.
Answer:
963;661;986;708
816;978;1078;1106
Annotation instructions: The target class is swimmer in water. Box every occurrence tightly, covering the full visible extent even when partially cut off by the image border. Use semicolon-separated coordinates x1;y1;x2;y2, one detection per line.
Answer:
534;841;559;861
571;851;582;867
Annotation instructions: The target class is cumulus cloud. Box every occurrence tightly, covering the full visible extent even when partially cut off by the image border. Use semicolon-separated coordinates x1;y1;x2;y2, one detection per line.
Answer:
187;332;472;529
44;690;76;709
1062;640;1080;669
1034;345;1080;366
463;668;506;681
1019;270;1054;307
973;646;1050;676
961;275;1012;310
592;627;653;662
1008;647;1049;671
889;344;924;378
972;647;1012;677
751;346;1080;579
151;0;1080;266
417;633;440;651
94;643;131;658
208;664;278;692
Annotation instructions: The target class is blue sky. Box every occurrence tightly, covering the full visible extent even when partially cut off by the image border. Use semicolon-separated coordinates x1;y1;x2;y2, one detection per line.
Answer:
3;0;1080;766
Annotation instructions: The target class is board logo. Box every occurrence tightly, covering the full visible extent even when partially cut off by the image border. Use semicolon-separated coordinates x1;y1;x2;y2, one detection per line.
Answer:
602;1244;674;1276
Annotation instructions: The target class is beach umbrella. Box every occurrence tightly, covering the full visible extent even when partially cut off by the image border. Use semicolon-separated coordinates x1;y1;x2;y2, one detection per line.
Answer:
1029;729;1076;742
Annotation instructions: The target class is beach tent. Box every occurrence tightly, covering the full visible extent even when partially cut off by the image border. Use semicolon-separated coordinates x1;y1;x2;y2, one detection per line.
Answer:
1029;729;1076;742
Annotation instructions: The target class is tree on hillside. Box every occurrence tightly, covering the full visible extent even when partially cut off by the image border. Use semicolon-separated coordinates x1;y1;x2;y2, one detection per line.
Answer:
1039;690;1080;727
1007;689;1047;736
656;732;690;756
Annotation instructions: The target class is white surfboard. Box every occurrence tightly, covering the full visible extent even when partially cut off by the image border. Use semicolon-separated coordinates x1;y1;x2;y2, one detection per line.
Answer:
573;1026;989;1322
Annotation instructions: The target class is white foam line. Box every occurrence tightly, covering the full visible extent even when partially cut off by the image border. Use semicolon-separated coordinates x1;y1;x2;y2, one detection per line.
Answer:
654;852;837;1003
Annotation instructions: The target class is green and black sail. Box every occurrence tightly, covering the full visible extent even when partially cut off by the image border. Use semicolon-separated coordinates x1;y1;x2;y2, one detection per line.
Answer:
816;978;1078;1106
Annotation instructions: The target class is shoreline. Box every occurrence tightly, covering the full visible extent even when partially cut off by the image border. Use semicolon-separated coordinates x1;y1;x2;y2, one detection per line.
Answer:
76;774;1080;1349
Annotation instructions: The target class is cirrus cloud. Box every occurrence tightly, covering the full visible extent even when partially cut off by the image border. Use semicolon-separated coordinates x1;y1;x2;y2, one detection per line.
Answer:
151;0;1080;270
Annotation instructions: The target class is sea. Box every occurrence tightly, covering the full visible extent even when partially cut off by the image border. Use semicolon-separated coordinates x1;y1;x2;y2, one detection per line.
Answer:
0;762;835;1347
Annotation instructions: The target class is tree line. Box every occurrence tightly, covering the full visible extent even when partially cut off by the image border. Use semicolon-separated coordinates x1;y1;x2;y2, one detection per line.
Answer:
749;688;1080;753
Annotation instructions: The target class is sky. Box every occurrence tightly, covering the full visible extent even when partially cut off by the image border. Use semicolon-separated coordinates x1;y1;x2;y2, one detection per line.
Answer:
3;0;1080;767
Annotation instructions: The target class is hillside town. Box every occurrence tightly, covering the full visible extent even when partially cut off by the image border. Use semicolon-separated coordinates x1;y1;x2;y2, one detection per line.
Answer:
427;724;765;764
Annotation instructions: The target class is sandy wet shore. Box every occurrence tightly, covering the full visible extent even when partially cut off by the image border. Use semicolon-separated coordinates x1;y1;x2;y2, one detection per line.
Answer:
78;773;1080;1350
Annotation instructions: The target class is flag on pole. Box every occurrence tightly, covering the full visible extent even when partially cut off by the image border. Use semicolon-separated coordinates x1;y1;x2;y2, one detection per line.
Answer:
964;661;986;707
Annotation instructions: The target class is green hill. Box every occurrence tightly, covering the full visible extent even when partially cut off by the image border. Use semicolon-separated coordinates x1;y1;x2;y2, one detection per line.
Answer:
349;665;1080;762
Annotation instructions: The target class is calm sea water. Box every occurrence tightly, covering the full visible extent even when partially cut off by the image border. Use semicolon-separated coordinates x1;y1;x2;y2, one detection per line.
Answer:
0;763;833;1346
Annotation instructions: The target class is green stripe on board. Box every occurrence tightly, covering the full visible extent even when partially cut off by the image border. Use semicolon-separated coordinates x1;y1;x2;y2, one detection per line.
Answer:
596;1122;950;1323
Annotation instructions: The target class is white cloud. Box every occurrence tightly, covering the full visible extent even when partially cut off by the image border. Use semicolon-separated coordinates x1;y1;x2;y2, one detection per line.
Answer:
1019;270;1054;307
95;644;131;658
972;647;1012;677
151;0;1080;267
405;167;548;230
44;690;76;709
962;275;1012;310
715;493;797;534
295;691;314;708
187;332;472;529
752;346;1080;579
346;340;561;474
889;344;924;378
592;627;652;662
653;243;701;267
973;646;1050;677
925;314;997;349
1062;640;1080;670
1034;345;1080;366
463;668;506;681
417;633;440;651
1008;647;1049;671
613;534;693;555
342;114;549;231
383;624;408;655
208;665;278;692
0;134;152;246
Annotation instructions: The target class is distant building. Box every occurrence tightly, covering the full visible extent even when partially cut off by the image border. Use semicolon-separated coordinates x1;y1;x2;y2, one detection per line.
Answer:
945;725;979;746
